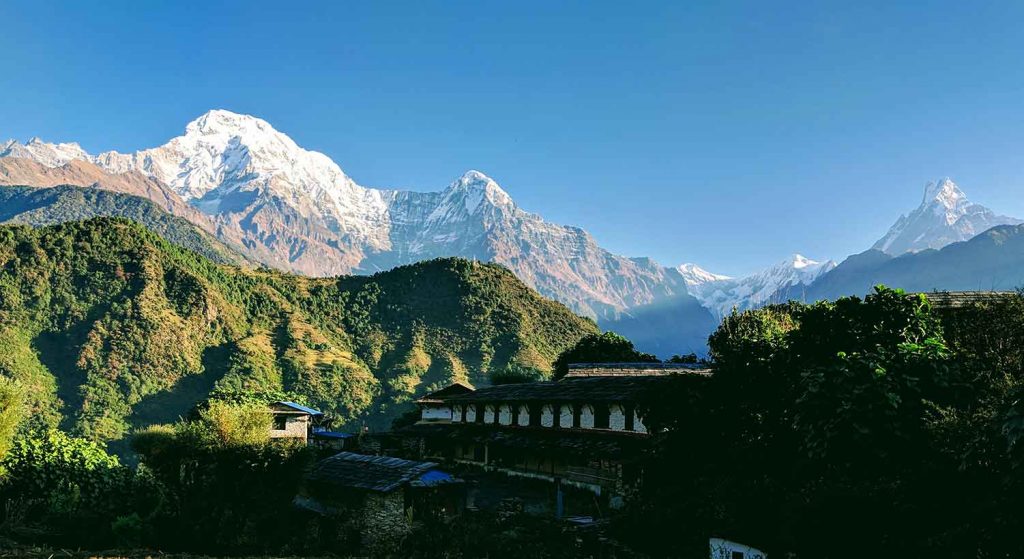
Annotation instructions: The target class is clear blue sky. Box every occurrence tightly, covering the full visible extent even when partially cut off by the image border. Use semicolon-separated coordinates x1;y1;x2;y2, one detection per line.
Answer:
2;1;1024;276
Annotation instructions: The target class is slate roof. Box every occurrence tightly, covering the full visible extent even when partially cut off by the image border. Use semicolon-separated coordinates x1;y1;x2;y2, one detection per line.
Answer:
920;291;1018;309
416;382;476;403
442;373;708;404
564;362;711;378
308;452;440;493
272;401;324;416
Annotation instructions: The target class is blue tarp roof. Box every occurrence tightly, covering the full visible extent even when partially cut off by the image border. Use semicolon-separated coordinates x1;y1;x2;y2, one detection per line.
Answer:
416;469;454;486
275;401;324;416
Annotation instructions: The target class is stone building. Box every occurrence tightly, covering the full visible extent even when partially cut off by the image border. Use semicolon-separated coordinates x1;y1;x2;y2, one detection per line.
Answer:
396;363;710;518
269;401;323;443
297;451;462;545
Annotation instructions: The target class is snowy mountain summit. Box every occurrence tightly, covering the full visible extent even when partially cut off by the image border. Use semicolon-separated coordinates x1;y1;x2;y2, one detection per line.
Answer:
0;109;688;320
872;178;1021;255
679;254;836;318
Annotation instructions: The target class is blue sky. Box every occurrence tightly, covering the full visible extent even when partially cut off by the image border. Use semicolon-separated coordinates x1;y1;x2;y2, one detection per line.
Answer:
2;1;1023;276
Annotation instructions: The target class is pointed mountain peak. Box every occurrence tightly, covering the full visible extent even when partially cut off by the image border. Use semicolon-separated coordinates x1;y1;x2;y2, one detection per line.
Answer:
873;177;1022;254
184;109;277;138
788;253;818;269
922;177;967;210
676;263;732;286
451;170;512;205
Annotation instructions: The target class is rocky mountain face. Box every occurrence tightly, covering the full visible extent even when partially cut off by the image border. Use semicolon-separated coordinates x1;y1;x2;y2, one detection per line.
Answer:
872;178;1021;255
1;110;689;323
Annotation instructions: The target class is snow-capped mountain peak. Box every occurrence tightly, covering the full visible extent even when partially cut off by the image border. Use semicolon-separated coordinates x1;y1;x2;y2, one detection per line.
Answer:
0;137;91;168
873;178;1021;254
677;263;732;286
682;254;836;318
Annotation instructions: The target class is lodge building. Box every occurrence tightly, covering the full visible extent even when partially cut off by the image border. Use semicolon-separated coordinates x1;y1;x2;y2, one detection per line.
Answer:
396;363;710;517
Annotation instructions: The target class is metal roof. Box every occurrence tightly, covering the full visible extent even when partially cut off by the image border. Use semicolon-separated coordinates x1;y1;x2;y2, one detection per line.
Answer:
272;401;324;416
307;452;442;493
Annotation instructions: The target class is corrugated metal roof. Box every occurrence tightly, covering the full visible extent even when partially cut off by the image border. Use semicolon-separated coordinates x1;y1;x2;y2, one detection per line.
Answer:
308;452;441;493
273;401;324;416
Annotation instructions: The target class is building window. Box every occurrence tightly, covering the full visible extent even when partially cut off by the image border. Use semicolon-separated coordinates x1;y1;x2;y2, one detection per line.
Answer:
594;404;610;429
273;415;288;431
529;404;542;427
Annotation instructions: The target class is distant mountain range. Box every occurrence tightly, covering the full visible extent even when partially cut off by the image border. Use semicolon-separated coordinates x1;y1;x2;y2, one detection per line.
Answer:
3;110;1022;355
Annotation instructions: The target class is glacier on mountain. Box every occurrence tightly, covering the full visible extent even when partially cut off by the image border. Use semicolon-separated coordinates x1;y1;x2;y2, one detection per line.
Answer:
679;254;836;318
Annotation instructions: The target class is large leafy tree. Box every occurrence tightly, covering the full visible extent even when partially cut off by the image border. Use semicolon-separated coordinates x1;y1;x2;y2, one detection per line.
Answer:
552;331;658;379
627;287;974;558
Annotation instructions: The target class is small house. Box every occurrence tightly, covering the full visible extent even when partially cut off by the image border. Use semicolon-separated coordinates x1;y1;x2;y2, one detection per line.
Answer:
298;452;463;541
270;401;323;443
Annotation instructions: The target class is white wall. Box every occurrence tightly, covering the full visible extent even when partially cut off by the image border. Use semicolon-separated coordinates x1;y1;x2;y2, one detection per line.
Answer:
634;411;648;434
466;405;477;423
484;405;496;424
541;404;555;427
558;405;573;428
420;405;452;422
452;405;464;423
609;405;626;431
498;404;512;425
579;404;595;429
516;405;530;426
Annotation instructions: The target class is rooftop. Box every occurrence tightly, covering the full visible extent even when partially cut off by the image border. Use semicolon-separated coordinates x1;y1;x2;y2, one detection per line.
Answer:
564;362;710;378
920;291;1018;309
307;452;446;493
272;401;324;416
416;382;476;404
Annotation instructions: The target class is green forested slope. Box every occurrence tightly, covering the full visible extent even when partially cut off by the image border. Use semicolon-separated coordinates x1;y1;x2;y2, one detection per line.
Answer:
0;217;597;446
0;184;249;266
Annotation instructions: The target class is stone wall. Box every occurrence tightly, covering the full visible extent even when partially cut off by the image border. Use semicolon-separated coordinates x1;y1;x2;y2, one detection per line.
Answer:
269;414;308;440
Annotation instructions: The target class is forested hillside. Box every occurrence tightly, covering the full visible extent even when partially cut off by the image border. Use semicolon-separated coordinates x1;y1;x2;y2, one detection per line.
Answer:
0;184;249;266
0;218;596;447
